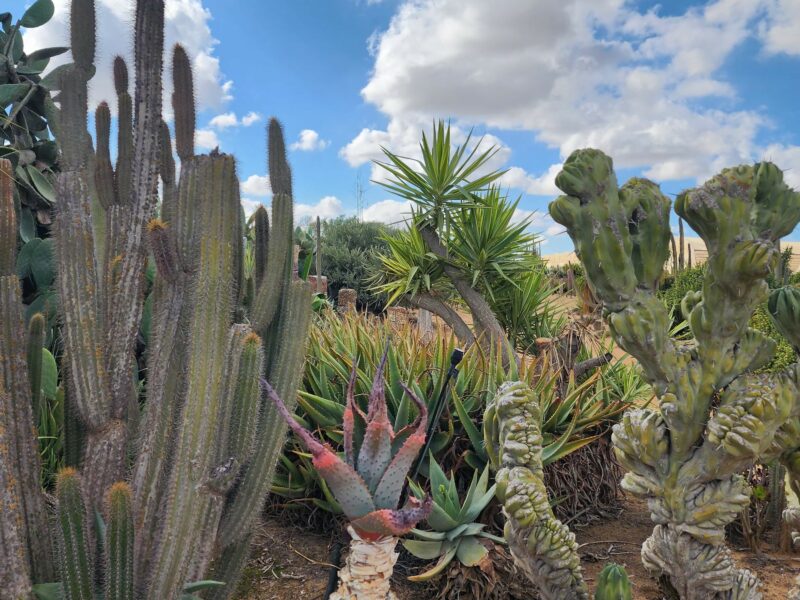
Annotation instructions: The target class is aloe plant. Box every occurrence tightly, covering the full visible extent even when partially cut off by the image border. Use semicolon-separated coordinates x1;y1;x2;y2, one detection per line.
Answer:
266;352;432;600
404;458;503;581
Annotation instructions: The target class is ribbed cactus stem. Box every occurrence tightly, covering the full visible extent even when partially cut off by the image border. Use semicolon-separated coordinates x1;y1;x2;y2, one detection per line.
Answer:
0;391;32;599
70;0;95;73
146;219;179;283
26;312;45;421
106;482;135;600
94;102;114;209
113;56;133;208
0;158;55;581
218;280;312;549
484;381;589;600
172;44;195;160
254;205;269;288
252;120;293;332
223;330;265;464
149;153;242;599
159;120;176;222
56;468;94;600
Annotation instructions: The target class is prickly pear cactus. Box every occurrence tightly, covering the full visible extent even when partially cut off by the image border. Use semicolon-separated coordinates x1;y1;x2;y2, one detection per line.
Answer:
594;563;632;600
550;150;800;599
484;380;589;600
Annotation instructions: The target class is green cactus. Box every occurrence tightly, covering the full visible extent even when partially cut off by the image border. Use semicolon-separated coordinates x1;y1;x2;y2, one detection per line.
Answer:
266;353;432;600
484;380;589;600
594;563;632;600
550;149;800;599
0;0;312;597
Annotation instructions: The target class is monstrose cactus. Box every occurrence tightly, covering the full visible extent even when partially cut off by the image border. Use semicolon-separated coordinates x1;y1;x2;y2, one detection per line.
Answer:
0;0;312;598
549;149;800;599
266;353;432;600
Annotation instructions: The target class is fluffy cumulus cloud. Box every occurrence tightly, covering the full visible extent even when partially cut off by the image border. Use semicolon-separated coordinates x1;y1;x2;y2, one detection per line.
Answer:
24;0;233;116
240;174;271;197
344;0;800;204
295;196;344;222
195;128;220;150
209;111;263;129
290;129;330;151
241;198;263;218
361;199;414;225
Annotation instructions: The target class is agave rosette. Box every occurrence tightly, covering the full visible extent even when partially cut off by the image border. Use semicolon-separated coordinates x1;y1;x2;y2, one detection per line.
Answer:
265;351;432;539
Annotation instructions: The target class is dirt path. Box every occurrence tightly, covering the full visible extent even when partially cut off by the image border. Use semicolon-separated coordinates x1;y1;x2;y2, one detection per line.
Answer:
236;496;798;599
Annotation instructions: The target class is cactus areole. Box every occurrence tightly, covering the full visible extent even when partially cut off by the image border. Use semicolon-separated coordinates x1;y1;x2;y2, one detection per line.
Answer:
549;149;800;599
265;351;432;599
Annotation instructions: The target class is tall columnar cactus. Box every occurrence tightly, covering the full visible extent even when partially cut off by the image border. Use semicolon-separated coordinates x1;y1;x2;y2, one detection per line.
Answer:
484;380;589;600
266;354;433;600
549;149;800;599
0;0;312;597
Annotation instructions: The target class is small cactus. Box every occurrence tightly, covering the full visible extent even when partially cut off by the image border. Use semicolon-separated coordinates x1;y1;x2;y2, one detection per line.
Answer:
594;563;632;600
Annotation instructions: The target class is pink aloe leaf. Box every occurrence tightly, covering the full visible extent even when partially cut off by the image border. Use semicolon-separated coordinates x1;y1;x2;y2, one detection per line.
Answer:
350;495;433;539
372;383;428;510
343;364;357;467
356;348;394;492
262;379;375;519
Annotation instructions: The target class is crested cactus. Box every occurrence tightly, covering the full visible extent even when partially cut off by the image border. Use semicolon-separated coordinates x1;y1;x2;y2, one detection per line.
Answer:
484;380;589;600
549;149;800;599
266;353;432;600
0;0;312;597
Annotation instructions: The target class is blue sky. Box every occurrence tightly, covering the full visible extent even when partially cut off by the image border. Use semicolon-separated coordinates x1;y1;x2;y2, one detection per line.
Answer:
14;0;800;253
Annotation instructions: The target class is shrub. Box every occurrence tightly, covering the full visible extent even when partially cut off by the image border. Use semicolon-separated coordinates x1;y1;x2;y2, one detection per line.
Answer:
321;217;394;312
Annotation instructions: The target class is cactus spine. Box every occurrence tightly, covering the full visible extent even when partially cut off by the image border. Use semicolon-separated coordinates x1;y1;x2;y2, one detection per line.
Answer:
550;150;800;599
0;0;312;596
484;380;589;600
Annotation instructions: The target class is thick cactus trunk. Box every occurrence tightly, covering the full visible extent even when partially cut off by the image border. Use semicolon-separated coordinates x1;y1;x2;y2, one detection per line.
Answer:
330;528;400;600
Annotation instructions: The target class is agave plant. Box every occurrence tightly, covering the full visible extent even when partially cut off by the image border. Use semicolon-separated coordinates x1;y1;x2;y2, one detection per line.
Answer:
404;458;504;581
265;352;432;600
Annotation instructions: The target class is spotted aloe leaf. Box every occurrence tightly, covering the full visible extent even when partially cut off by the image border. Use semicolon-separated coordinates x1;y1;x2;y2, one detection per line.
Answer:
343;364;357;467
356;351;394;491
263;379;375;519
372;382;427;510
349;495;433;539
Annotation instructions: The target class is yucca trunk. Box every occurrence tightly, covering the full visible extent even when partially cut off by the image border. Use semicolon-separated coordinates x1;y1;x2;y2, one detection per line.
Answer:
331;527;400;600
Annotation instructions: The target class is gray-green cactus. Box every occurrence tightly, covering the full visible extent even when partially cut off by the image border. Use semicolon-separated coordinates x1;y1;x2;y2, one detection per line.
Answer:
484;380;589;600
0;0;312;598
550;149;800;599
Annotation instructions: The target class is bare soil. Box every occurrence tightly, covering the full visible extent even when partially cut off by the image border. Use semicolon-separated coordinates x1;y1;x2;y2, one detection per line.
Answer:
236;495;798;599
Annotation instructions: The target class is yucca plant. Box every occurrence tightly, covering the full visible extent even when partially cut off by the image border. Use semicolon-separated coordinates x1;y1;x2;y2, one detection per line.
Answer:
404;458;503;581
266;353;432;600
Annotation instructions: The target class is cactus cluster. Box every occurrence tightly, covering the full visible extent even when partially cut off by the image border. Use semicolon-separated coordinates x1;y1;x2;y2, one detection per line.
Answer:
0;0;312;598
549;149;800;599
267;352;432;600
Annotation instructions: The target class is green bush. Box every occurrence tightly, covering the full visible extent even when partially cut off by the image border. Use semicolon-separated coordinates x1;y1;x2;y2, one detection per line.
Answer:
320;217;394;312
750;303;796;373
658;265;705;322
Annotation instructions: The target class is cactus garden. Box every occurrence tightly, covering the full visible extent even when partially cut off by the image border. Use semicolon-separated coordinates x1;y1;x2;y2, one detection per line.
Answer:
2;0;800;598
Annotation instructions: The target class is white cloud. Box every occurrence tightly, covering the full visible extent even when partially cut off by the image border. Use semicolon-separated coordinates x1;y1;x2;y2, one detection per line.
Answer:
241;198;262;218
500;164;562;196
295;196;343;222
345;0;791;186
760;0;800;56
209;111;262;129
241;174;271;197
195;128;220;150
362;199;414;225
290;129;330;151
209;112;238;129
241;111;263;126
24;0;233;116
